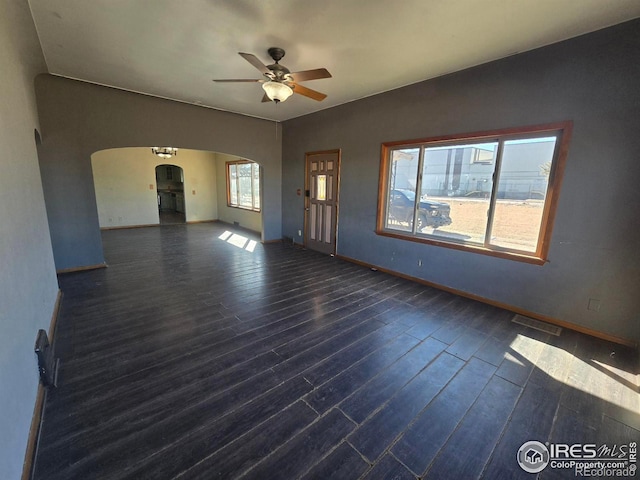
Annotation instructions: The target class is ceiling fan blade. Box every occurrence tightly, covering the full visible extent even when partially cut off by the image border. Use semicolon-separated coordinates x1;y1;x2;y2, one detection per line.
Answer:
291;83;327;101
213;79;262;82
239;52;271;76
289;68;332;82
261;93;271;103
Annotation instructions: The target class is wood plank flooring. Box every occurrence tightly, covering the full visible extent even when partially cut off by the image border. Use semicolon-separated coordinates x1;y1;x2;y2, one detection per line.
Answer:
33;223;639;479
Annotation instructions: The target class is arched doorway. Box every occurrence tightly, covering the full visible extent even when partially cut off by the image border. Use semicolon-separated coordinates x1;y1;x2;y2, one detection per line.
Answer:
91;147;262;234
156;164;186;224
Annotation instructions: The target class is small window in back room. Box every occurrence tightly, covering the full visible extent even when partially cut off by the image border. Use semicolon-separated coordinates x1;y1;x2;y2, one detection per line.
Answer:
226;160;261;212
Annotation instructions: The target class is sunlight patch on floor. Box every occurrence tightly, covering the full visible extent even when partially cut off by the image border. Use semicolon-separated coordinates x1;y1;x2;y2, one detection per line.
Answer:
245;240;257;252
218;230;257;252
509;334;639;413
503;352;525;367
592;360;639;387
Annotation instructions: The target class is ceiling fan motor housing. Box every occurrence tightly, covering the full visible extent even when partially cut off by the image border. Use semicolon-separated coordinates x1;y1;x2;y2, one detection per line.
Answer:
267;47;286;62
266;48;290;81
267;63;291;81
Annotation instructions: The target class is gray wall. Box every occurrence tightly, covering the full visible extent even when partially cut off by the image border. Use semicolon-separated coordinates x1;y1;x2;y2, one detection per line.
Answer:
282;20;640;343
35;76;282;270
0;0;60;477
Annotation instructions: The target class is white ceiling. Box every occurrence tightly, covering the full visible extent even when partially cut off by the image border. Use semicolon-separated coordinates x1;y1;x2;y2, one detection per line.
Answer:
28;0;640;122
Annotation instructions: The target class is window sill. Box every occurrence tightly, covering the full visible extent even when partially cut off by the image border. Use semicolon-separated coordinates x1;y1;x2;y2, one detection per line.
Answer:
375;229;547;265
227;205;261;213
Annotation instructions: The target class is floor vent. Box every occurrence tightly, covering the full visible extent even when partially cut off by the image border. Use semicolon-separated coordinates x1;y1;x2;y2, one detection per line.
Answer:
512;314;562;336
35;329;60;387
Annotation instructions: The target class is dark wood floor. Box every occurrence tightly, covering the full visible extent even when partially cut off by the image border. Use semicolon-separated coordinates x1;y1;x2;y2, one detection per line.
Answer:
33;223;639;479
159;210;186;225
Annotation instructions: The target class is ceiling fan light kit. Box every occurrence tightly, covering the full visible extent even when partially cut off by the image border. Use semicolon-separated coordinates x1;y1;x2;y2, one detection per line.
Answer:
214;47;331;104
151;147;178;159
262;81;293;103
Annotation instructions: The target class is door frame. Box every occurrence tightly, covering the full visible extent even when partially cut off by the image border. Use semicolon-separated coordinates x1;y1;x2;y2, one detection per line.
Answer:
304;149;341;255
155;163;186;222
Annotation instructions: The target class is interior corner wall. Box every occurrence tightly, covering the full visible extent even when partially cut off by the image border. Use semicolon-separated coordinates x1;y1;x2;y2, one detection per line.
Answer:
35;76;282;271
92;148;218;228
214;153;262;233
282;19;640;344
0;0;60;478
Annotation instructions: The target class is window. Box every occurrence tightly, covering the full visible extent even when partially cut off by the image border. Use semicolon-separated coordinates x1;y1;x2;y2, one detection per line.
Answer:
377;122;572;264
227;160;261;212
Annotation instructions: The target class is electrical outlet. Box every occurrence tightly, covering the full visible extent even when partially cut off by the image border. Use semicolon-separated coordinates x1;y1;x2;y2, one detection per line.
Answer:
588;298;601;312
298;230;302;236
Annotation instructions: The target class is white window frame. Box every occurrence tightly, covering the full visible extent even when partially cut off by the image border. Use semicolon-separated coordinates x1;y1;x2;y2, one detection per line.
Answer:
226;160;261;212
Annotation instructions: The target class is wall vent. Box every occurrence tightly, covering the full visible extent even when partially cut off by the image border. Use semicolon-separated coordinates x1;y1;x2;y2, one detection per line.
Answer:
512;314;562;336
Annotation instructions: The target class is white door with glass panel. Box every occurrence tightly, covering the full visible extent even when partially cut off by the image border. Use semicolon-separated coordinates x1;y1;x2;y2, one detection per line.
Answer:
305;151;340;255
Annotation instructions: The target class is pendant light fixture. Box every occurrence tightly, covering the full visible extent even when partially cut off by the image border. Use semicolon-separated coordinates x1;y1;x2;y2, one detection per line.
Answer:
151;147;178;159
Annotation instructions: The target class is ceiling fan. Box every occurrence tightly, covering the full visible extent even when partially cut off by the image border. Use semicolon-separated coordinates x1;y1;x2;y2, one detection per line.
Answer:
214;47;331;104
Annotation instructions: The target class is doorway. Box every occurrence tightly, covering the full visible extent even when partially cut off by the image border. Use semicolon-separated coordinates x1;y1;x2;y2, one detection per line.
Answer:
304;150;340;255
156;164;186;224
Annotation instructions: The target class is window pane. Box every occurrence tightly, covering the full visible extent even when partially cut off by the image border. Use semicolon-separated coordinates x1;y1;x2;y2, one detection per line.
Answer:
377;123;570;261
490;137;557;252
386;148;419;232
317;175;327;201
227;161;260;211
229;164;238;206
424;142;497;243
237;163;253;208
252;164;260;210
